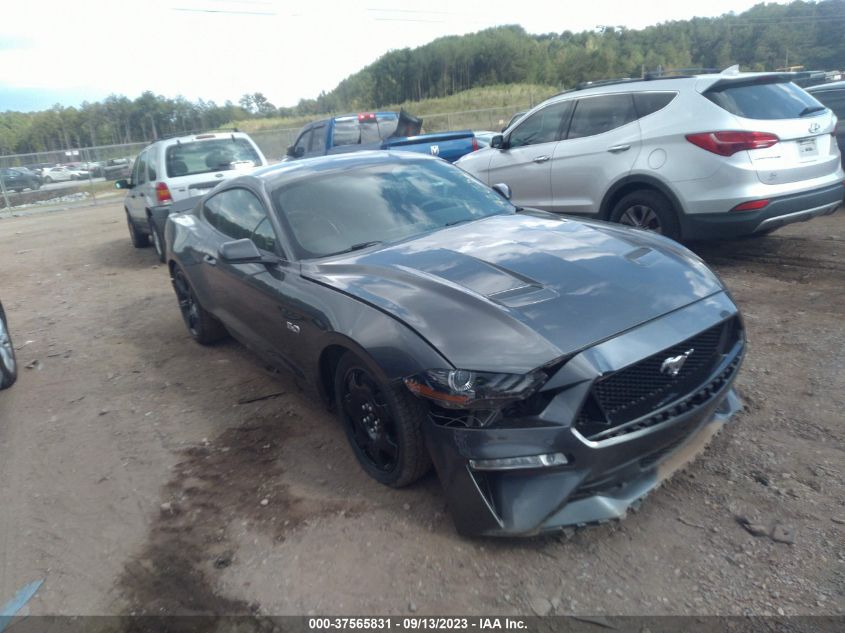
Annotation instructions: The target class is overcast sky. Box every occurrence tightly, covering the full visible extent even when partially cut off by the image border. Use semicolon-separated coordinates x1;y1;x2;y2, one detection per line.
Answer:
0;0;775;112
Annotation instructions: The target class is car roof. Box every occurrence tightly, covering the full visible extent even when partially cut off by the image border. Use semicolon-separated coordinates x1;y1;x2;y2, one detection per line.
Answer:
150;131;255;148
806;80;845;92
248;151;440;188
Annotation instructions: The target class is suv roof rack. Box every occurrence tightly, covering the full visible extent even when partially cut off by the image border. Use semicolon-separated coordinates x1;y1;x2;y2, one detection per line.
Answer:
156;127;240;141
553;74;694;97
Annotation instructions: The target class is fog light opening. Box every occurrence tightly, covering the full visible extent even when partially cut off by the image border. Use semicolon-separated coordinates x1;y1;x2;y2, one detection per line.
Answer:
469;452;569;471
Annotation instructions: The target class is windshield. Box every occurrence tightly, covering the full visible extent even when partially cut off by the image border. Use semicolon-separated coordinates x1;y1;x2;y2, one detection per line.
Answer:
271;159;514;259
705;80;826;120
165;138;261;178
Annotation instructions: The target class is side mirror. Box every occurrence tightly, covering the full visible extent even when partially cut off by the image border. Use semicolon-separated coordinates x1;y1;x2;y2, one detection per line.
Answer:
492;183;512;200
114;179;132;190
490;134;506;150
286;146;305;158
219;239;276;265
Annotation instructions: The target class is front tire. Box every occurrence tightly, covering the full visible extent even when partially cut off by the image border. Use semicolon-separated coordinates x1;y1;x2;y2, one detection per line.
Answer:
44;176;53;184
0;305;18;390
126;210;150;248
334;353;431;487
610;189;681;241
170;266;227;345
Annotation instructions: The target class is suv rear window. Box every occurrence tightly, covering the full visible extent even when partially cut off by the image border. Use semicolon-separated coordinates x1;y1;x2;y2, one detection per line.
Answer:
166;138;261;178
705;80;826;120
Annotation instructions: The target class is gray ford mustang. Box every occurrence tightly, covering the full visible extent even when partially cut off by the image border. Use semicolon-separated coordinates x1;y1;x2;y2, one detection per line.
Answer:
164;151;745;537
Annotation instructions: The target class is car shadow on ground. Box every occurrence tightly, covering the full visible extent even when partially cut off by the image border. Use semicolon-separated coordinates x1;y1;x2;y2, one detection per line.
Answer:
90;237;162;270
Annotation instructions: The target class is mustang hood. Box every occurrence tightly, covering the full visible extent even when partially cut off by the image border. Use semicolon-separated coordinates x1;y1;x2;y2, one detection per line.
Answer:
302;214;725;374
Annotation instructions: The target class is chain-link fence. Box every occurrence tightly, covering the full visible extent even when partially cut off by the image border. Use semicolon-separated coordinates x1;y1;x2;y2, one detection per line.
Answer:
0;142;148;214
0;104;528;215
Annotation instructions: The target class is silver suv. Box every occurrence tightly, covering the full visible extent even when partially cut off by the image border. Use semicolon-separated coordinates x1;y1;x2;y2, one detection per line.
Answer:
456;68;844;240
117;131;267;260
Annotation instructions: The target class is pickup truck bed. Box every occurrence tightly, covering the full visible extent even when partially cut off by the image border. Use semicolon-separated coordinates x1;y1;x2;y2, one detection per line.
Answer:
286;111;478;164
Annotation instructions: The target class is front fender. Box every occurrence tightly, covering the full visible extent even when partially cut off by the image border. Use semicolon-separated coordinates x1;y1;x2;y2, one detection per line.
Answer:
307;296;453;404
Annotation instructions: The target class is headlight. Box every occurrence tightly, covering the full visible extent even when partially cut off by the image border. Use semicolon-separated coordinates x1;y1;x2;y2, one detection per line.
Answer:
404;369;547;410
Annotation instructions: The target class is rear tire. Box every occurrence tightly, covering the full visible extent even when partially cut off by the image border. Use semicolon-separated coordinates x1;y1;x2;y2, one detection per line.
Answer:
126;210;150;248
334;352;431;487
610;190;681;241
170;266;227;345
149;215;165;263
0;305;18;390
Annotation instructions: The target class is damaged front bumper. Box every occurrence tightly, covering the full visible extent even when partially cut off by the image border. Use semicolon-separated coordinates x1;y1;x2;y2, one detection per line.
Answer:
423;292;745;537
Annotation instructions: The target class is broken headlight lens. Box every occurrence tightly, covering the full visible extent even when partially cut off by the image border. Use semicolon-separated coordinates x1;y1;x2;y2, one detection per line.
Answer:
404;369;547;410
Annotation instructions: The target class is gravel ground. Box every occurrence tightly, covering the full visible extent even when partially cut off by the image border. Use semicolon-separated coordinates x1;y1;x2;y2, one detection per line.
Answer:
0;202;842;618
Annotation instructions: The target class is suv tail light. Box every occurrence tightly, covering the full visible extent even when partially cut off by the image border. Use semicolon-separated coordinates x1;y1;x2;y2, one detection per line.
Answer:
686;131;779;156
472;136;479;151
155;182;172;204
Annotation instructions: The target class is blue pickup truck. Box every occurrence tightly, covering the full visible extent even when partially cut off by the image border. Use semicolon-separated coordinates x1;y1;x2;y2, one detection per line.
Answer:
284;110;478;163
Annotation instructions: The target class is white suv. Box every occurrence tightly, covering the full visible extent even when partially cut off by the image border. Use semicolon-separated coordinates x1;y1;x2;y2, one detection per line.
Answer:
117;131;267;260
455;68;844;241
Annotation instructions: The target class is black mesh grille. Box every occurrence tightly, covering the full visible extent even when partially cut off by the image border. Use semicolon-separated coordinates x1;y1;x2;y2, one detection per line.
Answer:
575;318;741;440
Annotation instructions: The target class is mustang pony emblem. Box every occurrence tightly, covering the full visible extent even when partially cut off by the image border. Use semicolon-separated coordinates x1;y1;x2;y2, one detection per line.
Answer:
430;145;440;156
660;348;694;377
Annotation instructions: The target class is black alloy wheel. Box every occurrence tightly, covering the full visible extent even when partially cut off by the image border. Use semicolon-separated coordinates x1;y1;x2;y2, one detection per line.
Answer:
334;353;430;487
343;367;400;474
170;267;226;345
0;306;18;389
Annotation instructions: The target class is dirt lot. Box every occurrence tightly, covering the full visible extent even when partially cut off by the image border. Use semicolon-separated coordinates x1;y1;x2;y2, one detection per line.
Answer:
0;201;843;618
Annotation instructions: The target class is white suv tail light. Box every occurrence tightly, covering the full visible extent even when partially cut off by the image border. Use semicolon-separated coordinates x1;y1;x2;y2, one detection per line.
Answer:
686;131;779;156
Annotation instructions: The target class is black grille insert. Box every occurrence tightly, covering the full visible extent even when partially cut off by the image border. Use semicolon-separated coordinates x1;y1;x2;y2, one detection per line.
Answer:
575;318;741;440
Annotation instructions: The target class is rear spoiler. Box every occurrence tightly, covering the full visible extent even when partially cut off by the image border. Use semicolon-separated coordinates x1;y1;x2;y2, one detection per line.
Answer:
705;71;814;93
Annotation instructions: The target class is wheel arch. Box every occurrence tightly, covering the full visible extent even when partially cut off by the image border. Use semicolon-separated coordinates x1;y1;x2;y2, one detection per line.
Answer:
599;174;686;223
317;337;389;410
313;310;451;410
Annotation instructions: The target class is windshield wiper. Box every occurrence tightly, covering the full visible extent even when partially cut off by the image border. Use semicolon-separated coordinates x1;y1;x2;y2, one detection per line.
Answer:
328;241;383;256
799;105;827;117
444;218;475;227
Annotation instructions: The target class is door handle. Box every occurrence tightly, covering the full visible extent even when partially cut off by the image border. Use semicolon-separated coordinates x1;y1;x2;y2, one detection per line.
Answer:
607;144;631;153
203;254;217;266
532;155;550;163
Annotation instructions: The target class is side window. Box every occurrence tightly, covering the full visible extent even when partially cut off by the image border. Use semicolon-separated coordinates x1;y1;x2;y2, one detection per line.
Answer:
332;119;360;146
567;94;638;139
294;129;313;155
633;92;678;118
308;124;327;153
147;151;157;181
135;152;148;185
204;188;268;242
508;101;572;148
252;217;277;253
